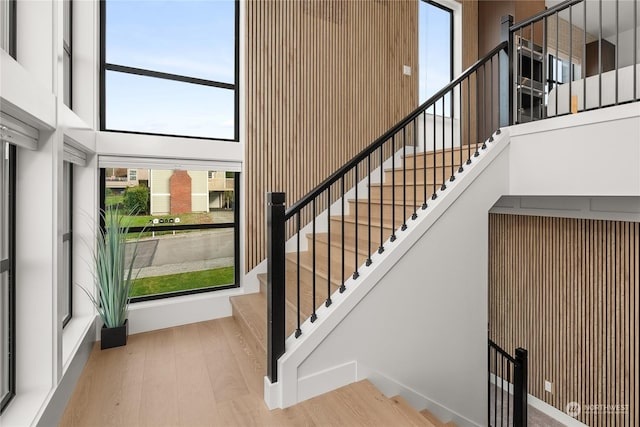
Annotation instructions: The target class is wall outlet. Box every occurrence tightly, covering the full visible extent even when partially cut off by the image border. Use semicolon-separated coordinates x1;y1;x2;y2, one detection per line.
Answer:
403;65;411;76
544;380;553;393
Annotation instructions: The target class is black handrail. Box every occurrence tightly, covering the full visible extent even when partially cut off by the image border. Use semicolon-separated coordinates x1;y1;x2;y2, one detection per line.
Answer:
488;340;528;427
285;41;508;220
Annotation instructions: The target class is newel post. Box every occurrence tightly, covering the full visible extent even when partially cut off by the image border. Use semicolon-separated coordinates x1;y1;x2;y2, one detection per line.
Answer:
266;192;286;383
499;14;514;128
513;347;529;427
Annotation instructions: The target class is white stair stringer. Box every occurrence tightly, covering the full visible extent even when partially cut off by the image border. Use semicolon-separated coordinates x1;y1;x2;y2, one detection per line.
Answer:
264;129;512;426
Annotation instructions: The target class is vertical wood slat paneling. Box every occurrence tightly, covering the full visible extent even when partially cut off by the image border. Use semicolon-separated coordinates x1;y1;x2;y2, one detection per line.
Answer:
489;214;639;426
245;0;419;272
245;0;479;272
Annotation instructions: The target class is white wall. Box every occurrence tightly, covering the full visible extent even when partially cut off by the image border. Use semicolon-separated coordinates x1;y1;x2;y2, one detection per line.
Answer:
606;26;640;68
509;102;640;196
265;130;510;425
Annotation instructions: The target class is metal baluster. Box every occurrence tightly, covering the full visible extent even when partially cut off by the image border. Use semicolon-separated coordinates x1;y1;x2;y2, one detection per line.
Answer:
507;360;511;425
519;27;523;123
501;356;505;427
366;155;372;266
340;177;346;293
402;127;407;231
616;0;619;105
494;350;498;427
412;119;417;220
543;16;548;118
569;5;573;113
391;135;396;242
441;97;446;191
553;11;560;116
487;345;491;427
599;0;603;109
295;212;302;337
466;78;471;165
475;69;480;157
311;200;317;322
635;0;638;101
483;63;488;148
489;57;494;142
326;190;332;307
584;0;587;110
450;88;455;182
530;23;534;123
353;164;359;279
423;111;428;209
432;103;438;199
459;83;464;173
379;144;384;254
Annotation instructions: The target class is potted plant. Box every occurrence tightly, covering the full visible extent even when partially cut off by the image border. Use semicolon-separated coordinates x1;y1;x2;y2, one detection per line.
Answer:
82;206;142;349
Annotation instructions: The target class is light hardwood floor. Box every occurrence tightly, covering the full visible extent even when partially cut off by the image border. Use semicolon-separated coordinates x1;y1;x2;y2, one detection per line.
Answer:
59;317;438;427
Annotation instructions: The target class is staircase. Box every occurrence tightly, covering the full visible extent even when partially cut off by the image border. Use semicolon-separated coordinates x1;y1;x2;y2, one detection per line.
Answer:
231;145;474;422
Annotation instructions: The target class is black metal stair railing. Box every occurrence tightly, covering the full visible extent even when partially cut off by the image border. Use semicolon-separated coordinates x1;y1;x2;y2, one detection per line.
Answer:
488;340;529;427
266;35;511;383
510;0;639;123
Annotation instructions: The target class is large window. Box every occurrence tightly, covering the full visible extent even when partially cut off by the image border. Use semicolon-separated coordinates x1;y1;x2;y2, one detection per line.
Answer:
62;162;73;327
63;0;72;108
1;142;16;413
0;0;16;58
101;167;239;302
419;0;453;104
100;0;239;140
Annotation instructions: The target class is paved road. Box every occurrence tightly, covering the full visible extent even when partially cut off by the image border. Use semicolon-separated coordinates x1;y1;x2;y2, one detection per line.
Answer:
126;229;235;275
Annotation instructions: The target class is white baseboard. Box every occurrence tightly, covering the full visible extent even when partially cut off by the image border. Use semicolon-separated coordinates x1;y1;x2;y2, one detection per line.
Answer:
296;361;357;404
491;374;588;427
263;376;281;410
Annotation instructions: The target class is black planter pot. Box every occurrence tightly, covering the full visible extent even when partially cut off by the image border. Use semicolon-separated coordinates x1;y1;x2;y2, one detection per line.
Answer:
101;319;128;350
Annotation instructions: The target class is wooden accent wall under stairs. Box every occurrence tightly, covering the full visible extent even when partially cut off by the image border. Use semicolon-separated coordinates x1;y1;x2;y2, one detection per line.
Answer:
231;145;474;421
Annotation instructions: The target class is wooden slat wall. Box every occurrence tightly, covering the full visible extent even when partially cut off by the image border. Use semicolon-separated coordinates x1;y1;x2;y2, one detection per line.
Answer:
489;214;639;426
245;0;478;272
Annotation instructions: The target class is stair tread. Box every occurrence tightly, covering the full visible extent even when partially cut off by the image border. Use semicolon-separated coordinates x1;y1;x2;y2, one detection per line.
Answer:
402;145;474;159
307;381;432;427
419;408;450;427
390;395;441;427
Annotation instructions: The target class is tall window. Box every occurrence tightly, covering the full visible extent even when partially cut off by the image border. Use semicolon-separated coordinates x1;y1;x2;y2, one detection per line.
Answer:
62;162;73;327
100;166;239;302
0;0;16;58
63;0;72;108
1;142;16;413
100;0;239;140
419;1;453;104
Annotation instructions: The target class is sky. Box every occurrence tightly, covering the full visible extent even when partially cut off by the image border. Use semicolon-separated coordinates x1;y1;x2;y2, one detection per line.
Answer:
105;0;453;139
105;0;236;139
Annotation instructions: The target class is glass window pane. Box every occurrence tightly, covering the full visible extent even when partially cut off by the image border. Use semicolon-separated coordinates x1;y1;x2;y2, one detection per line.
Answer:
0;0;9;53
62;240;71;323
63;51;72;108
1;271;8;402
63;0;71;45
105;0;235;83
1;143;8;260
419;1;452;104
105;168;237;300
105;70;234;139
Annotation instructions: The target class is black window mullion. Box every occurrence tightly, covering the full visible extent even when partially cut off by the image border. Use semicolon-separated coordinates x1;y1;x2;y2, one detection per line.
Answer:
62;163;73;328
1;143;16;414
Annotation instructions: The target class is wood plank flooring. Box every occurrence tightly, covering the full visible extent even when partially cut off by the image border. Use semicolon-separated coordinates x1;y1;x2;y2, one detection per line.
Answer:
59;317;437;427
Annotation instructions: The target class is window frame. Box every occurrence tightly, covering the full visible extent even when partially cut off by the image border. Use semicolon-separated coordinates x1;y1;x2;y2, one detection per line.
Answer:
1;0;16;58
62;162;73;328
99;168;241;303
63;0;73;109
418;0;454;105
1;143;16;414
99;0;240;141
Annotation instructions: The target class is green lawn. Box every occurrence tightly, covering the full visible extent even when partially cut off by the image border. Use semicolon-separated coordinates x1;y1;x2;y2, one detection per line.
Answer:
130;266;234;297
